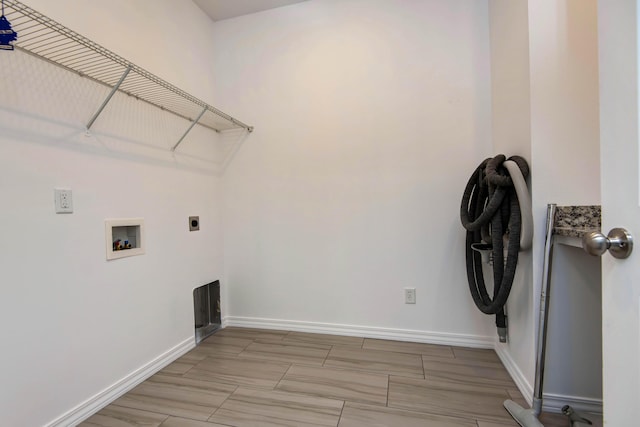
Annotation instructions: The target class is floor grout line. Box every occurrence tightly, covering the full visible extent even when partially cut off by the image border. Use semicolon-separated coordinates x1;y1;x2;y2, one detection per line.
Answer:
336;400;346;427
208;383;239;421
273;362;294;390
155;413;171;427
322;345;333;366
385;375;390;407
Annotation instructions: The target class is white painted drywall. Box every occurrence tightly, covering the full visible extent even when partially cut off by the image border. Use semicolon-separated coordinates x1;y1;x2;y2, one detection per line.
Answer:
528;0;601;207
215;0;495;338
528;0;601;406
489;0;601;409
0;1;228;426
545;244;602;400
489;0;602;410
488;0;536;391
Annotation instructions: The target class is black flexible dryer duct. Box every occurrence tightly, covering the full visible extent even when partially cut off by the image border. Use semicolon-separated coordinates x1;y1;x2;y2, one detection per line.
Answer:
460;155;529;342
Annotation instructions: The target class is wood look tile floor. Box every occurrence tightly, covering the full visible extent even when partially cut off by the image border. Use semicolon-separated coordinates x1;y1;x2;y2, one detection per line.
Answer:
80;327;602;427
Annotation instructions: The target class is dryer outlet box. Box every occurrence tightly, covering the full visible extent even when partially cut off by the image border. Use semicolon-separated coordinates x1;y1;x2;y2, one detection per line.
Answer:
189;216;200;231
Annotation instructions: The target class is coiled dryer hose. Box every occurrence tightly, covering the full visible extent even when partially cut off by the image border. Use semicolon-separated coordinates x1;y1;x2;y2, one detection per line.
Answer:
460;155;531;341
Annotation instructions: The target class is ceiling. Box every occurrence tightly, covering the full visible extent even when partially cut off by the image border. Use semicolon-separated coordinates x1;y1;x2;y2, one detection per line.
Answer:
192;0;309;22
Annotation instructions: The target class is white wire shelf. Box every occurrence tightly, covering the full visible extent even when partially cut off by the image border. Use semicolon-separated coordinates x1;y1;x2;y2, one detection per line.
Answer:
3;0;253;150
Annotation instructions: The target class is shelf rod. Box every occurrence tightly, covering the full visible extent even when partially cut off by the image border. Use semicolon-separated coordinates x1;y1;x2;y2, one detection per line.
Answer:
86;65;132;130
172;107;208;151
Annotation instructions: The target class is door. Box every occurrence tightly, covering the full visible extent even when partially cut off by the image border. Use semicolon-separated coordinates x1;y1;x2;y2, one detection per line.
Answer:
598;1;640;424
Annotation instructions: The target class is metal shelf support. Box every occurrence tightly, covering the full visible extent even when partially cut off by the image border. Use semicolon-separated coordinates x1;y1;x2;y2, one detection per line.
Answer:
172;107;208;151
86;65;131;130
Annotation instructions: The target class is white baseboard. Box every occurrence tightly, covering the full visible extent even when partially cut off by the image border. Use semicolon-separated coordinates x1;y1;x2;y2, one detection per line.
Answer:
494;343;534;405
224;316;494;348
46;336;195;427
541;393;602;415
494;344;602;415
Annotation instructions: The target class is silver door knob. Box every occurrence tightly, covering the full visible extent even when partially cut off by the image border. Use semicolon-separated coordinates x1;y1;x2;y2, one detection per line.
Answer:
582;228;633;259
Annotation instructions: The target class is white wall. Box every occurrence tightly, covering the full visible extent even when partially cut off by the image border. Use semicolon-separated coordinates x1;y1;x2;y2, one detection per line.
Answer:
215;0;496;340
488;0;535;392
0;1;227;426
528;1;600;207
490;0;601;409
545;244;602;401
528;0;601;407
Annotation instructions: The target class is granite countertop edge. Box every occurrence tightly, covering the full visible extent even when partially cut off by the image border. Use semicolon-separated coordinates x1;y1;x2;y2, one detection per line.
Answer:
553;227;599;238
552;205;601;238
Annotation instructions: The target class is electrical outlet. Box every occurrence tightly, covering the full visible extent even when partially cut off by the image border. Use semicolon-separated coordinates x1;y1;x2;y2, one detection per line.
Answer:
189;216;200;231
54;188;73;213
404;288;416;304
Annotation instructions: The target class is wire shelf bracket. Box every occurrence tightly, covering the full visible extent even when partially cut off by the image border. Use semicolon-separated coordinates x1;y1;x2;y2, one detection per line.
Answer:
172;107;207;152
2;0;254;148
86;65;131;130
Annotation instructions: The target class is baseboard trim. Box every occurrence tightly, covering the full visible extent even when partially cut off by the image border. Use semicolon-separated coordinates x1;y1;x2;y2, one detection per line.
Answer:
494;343;534;406
46;336;195;427
494;345;602;415
224;316;494;348
542;393;602;415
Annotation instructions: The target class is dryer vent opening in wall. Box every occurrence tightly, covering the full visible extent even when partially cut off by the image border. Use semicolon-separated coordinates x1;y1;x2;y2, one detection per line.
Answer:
193;280;221;344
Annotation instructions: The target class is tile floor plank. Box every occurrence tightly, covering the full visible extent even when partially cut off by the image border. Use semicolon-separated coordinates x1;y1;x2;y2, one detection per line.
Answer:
254;336;342;350
197;335;254;355
208;387;343;427
276;364;388;405
338;401;477;427
79;404;169;427
159;360;196;376
237;341;331;366
452;347;501;362
184;354;291;389
363;338;455;358
113;374;235;421
388;375;513;424
168;350;209;364
422;354;516;389
324;346;424;378
284;331;364;348
81;328;602;427
160;416;229;427
214;327;288;341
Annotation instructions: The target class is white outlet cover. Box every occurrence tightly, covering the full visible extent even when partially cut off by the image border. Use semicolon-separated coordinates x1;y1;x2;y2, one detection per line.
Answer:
404;288;416;304
54;188;73;213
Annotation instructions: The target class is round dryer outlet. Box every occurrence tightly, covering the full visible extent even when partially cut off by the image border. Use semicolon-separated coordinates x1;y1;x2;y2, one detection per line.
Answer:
189;216;200;231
